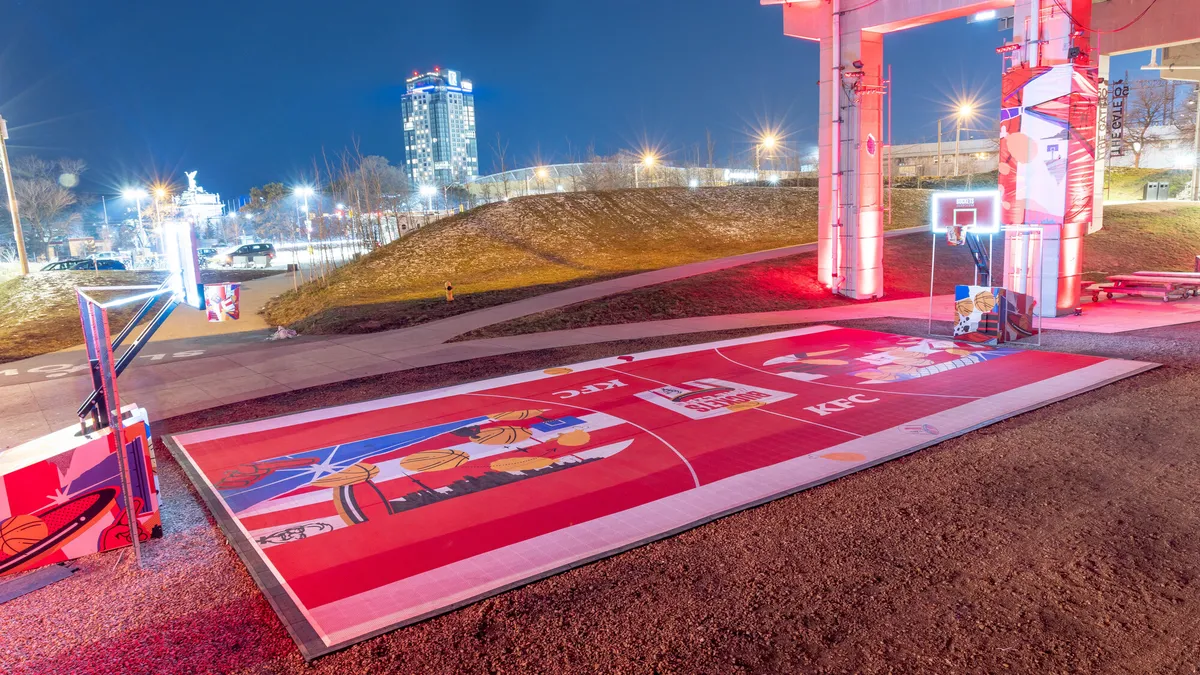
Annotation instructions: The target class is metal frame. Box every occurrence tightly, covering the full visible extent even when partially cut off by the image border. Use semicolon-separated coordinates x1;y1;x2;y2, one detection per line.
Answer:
75;286;178;568
76;283;180;430
927;226;1045;346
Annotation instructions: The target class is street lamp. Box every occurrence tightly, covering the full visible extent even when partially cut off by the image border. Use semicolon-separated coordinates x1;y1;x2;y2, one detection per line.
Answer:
634;153;657;188
122;188;149;249
755;134;777;173
294;186;315;250
419;184;436;211
953;104;976;176
0;116;28;274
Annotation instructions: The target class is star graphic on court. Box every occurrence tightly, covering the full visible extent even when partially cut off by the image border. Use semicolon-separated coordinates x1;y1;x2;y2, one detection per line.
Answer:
305;457;345;480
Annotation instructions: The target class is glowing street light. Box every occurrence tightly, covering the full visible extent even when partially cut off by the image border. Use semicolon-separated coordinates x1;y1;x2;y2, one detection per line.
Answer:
419;184;436;211
936;98;980;178
953;103;978;177
755;133;780;175
122;188;149;245
294;185;316;241
635;152;658;188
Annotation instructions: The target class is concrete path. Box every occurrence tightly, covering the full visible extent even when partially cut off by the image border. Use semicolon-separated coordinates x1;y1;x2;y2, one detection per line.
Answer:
0;228;925;384
5;225;1197;449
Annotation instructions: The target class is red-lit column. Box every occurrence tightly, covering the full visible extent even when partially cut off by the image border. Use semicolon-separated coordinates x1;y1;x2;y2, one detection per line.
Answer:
817;24;884;300
1001;0;1097;316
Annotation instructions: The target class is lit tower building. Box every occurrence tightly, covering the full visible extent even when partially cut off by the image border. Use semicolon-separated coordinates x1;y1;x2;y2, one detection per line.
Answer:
402;67;478;188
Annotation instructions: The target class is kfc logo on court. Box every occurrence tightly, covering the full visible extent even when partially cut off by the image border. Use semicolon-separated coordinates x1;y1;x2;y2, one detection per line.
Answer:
636;378;795;420
553;379;628;399
804;394;880;417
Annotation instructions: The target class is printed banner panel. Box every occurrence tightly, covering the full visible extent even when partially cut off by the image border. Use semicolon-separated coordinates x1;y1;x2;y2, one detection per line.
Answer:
1;421;161;577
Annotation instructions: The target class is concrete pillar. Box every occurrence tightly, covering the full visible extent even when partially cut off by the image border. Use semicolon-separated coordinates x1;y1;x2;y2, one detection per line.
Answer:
818;27;885;300
1001;0;1097;316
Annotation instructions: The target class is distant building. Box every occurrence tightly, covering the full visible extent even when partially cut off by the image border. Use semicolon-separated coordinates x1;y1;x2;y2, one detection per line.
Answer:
175;170;224;226
402;68;479;188
888;138;1000;177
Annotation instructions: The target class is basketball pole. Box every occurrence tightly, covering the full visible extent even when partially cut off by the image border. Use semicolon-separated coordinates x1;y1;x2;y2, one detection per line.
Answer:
0;115;29;276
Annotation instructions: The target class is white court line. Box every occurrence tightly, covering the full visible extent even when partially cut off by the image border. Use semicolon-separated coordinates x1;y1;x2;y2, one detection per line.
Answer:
464;392;701;489
753;407;864;438
714;348;982;400
602;366;671;387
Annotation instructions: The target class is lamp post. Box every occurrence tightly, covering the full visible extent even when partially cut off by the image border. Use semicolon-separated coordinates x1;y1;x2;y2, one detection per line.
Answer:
634;153;656;188
0;115;28;275
294;186;315;253
953;103;975;177
122;187;149;256
755;134;777;175
1190;89;1199;202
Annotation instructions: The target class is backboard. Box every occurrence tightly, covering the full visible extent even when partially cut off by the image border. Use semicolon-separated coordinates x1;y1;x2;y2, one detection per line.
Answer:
931;190;1001;236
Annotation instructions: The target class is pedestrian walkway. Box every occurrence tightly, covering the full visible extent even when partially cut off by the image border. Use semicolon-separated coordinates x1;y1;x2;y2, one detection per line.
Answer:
4;226;1196;450
1;230;925;382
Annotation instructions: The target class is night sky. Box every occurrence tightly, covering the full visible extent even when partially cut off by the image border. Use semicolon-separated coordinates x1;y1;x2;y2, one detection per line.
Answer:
0;0;1153;198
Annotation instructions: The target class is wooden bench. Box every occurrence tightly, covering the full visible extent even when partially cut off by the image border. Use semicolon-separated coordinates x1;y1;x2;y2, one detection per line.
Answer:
1088;274;1200;302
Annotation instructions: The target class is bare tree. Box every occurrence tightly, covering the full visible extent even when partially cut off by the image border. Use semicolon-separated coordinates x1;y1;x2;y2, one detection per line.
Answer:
5;157;86;258
1124;79;1175;168
490;132;511;199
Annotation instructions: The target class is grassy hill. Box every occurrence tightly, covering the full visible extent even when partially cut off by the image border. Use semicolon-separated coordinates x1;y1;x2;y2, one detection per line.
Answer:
456;202;1200;340
0;269;270;364
264;186;931;331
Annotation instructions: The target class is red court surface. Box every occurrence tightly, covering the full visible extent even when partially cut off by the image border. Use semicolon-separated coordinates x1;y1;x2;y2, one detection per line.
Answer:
167;326;1154;658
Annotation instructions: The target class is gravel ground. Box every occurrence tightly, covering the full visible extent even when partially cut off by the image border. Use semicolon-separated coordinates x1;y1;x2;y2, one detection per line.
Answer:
3;321;1199;674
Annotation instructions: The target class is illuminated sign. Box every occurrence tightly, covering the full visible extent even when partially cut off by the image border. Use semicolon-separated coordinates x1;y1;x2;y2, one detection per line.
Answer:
930;190;1001;235
724;169;758;182
448;70;458;86
995;43;1022;54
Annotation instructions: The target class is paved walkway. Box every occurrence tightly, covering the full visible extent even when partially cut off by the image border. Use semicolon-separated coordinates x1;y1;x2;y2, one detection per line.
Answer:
5;226;1197;450
1;228;924;383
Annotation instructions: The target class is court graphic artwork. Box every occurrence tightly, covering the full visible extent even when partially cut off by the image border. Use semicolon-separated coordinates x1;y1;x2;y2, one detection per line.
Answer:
169;326;1153;658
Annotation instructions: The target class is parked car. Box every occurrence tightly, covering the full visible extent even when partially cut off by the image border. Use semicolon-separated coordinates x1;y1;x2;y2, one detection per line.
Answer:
218;242;276;267
39;259;128;271
40;259;86;271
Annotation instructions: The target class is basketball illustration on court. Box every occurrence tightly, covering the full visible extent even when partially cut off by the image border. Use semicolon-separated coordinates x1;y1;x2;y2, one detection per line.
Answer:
310;463;380;487
488;410;547;421
471;426;533;445
0;514;49;555
400;449;471;472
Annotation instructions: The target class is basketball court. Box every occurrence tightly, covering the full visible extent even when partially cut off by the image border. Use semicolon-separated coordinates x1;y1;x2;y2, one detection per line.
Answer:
167;326;1154;658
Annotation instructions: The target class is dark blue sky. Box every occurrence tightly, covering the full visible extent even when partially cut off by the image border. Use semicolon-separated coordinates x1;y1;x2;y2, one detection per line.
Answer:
0;0;1153;198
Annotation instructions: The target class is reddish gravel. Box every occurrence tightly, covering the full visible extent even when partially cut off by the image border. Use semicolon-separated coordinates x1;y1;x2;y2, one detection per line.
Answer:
3;322;1199;674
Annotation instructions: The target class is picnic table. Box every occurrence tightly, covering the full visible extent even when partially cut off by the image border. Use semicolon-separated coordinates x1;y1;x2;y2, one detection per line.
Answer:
1088;271;1200;302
